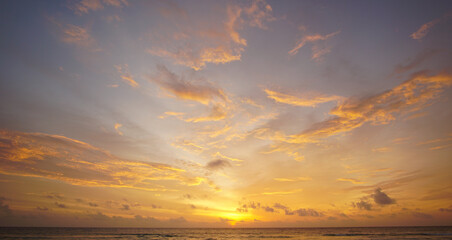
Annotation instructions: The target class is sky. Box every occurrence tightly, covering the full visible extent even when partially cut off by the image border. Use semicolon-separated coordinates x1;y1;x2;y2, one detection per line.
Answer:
0;0;452;227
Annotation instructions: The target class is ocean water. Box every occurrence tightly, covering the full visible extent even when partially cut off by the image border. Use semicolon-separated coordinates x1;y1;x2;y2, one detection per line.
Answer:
0;227;451;240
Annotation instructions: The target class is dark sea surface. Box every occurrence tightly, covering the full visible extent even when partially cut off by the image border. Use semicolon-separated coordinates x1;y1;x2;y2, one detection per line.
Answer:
0;227;451;240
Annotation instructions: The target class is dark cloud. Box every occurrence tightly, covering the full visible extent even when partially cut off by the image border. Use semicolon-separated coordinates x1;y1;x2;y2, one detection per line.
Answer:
246;201;260;209
182;194;194;200
205;159;231;170
263;206;275;212
290;208;323;217
88;202;98;207
271;203;322;217
353;200;372;211
36;206;49;211
273;203;289;210
372;188;396;205
237;201;262;212
439;207;452;212
412;211;433;219
236;207;248;212
120;204;130;211
0;200;12;216
44;192;64;200
54;202;67;208
151;204;161;209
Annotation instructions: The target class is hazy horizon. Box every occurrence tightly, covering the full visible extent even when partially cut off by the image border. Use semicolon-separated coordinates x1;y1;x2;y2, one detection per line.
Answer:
1;0;452;228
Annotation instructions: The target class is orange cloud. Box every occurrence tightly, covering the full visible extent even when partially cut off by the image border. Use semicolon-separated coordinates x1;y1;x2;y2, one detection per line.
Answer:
0;130;209;191
115;64;139;88
241;98;264;109
261;189;302;195
337;178;365;184
59;24;100;51
261;72;452;161
213;152;243;162
70;0;128;15
172;139;205;154
159;112;185;119
114;123;123;136
273;177;311;182
265;89;342;107
243;0;276;30
286;72;452;144
410;19;441;40
148;0;274;70
288;31;340;58
184;105;227;123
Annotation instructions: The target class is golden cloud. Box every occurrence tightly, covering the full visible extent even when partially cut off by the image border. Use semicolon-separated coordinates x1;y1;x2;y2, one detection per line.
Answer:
287;72;452;143
337;178;365;184
265;89;342;107
115;64;139;88
261;72;452;161
0;130;208;191
148;0;274;70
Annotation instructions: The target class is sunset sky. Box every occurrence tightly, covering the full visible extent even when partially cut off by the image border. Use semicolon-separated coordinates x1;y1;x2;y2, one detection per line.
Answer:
1;0;452;227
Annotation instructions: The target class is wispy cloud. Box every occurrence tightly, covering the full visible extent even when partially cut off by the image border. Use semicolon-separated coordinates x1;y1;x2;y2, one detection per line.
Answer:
288;30;340;60
183;105;227;123
114;123;123;136
115;64;139;88
337;178;365;184
261;72;452;162
0;130;208;191
213;152;243;162
150;66;234;124
150;65;228;105
286;72;452;144
70;0;129;15
410;19;441;40
148;0;274;70
392;49;439;75
273;177;311;182
262;189;302;195
410;13;452;40
265;89;342;107
58;23;102;51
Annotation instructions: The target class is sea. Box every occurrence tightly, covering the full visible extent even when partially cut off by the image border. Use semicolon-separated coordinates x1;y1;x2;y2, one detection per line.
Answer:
0;227;451;240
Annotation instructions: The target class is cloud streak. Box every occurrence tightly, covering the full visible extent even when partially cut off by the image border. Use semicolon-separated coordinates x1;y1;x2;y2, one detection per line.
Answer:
288;31;340;60
70;0;129;15
0;130;208;191
410;19;441;40
265;89;342;107
115;64;139;88
150;65;228;105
